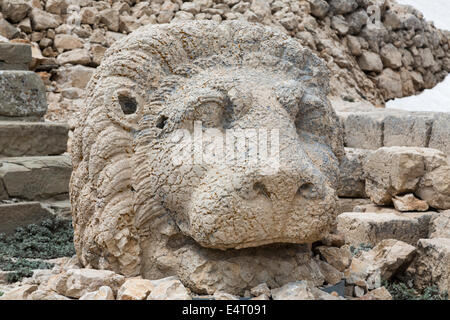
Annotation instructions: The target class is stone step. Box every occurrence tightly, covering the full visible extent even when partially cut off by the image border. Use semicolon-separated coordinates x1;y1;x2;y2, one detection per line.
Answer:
0;70;47;120
0;201;53;235
0;43;31;71
337;110;450;154
337;208;435;246
0;121;68;157
0;155;71;201
41;199;71;220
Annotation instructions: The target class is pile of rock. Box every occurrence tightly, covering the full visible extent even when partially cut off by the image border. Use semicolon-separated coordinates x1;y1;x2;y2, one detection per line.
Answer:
1;0;449;121
335;145;450;296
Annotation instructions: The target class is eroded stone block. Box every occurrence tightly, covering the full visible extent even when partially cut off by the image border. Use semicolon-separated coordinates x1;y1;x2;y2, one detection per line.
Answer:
0;70;47;118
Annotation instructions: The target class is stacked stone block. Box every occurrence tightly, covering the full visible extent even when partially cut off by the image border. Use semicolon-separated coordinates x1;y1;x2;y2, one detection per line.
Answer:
0;42;70;234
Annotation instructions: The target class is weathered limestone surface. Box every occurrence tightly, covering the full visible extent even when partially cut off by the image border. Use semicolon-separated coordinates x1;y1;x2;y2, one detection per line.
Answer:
392;193;429;212
364;147;450;209
337;197;371;214
0;202;53;235
69;21;345;295
0;155;72;200
0;121;68;157
340;111;387;149
337;210;434;246
338;148;372;198
383;112;434;148
346;239;416;289
0;70;47;118
79;286;115;300
271;281;340;300
429;113;450;155
51;268;125;299
339;111;450;154
0;284;37;300
413;238;450;294
429;210;450;239
0;42;31;70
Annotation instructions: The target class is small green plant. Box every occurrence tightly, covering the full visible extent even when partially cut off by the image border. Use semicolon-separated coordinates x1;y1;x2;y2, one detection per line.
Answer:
421;285;448;300
0;255;54;283
0;217;75;259
0;291;3;297
350;243;373;256
382;280;418;300
383;280;448;300
0;217;73;283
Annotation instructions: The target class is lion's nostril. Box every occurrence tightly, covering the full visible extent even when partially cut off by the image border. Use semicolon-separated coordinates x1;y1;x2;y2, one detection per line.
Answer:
296;183;319;199
253;182;270;199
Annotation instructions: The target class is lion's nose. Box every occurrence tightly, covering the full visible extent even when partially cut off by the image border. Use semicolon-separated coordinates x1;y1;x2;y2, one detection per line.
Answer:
236;170;324;203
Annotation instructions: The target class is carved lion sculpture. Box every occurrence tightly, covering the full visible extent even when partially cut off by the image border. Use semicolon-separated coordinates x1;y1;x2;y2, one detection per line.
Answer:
70;21;344;295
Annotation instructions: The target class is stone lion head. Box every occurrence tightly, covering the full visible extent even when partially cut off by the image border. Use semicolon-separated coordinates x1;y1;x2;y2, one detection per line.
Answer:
70;21;344;294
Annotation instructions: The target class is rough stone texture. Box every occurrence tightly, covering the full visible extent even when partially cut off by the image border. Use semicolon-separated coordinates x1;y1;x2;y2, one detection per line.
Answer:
380;44;402;69
0;42;32;70
51;268;125;299
0;285;37;300
271;281;315;300
358;51;383;72
117;278;154;300
346;239;416;290
392;193;429;212
146;277;191;300
0;18;20;39
316;259;343;285
316;246;352;272
250;283;271;297
271;281;339;300
69;21;344;295
338;111;450;153
364;147;450;209
41;199;71;220
340;111;387;149
0;121;68;157
358;286;392;300
30;8;62;31
413;238;450;294
117;276;191;300
383;112;434;148
429;210;450;239
429;113;450;155
55;65;95;90
56;49;91;66
1;0;32;24
376;68;402;100
79;286;115;300
54;34;84;51
338;148;372;198
0;71;47;118
337;197;371;214
213;291;239;300
0;155;72;200
28;289;71;300
0;202;53;235
308;0;329;19
337;211;435;246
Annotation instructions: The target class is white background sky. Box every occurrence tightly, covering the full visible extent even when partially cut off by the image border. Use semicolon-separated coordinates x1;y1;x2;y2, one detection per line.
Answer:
387;0;450;112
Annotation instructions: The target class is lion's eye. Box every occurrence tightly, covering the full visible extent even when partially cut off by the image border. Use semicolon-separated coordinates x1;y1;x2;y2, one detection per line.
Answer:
193;96;224;128
116;89;138;115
